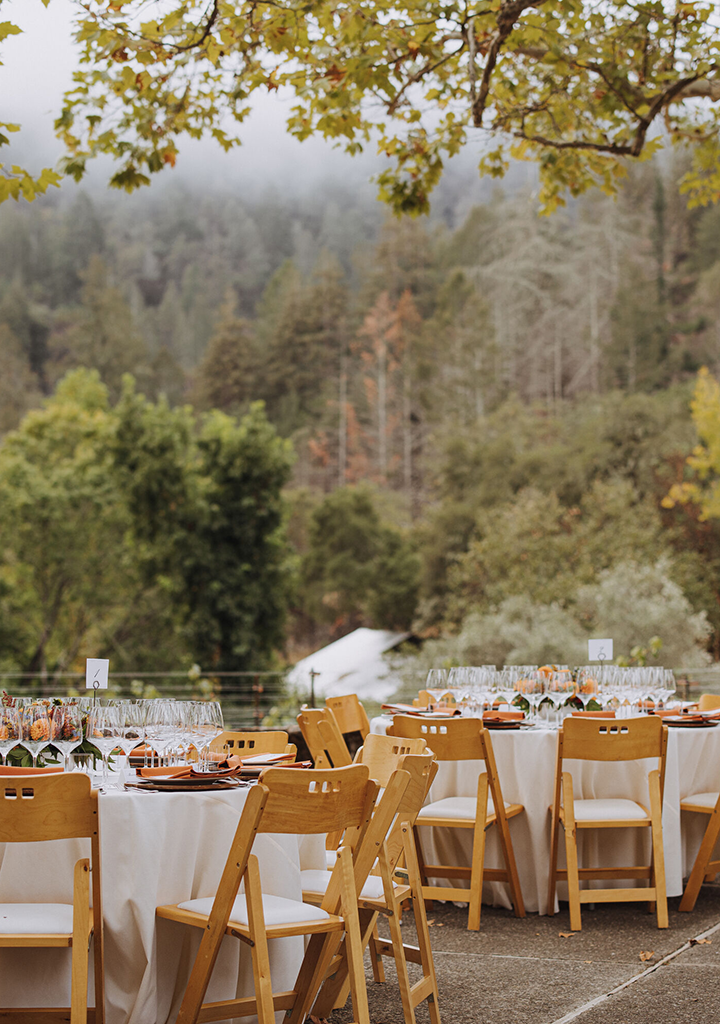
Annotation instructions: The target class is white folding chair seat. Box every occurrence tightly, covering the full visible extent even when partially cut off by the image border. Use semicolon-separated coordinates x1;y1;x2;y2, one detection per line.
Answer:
178;893;332;928
570;798;649;822
417;795;505;820
0;903;75;934
681;792;719;811
301;869;400;902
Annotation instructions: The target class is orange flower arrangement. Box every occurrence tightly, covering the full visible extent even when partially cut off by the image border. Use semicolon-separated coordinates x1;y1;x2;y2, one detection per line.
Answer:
30;719;50;742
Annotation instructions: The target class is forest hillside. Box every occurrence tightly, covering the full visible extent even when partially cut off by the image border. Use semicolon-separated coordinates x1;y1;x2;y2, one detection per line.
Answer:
2;154;720;679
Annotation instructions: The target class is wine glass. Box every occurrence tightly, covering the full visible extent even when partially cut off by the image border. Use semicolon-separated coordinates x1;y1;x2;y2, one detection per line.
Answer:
425;669;450;709
144;700;177;767
21;703;51;768
0;706;22;764
547;671;576;726
51;704;83;772
575;667;599;710
193;701;224;771
86;704;120;785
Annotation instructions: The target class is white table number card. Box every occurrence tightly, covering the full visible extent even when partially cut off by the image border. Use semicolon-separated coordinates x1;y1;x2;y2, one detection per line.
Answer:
588;639;613;663
86;658;109;689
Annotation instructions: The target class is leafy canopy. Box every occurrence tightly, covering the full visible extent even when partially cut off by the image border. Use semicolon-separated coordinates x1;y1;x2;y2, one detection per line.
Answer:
664;367;720;520
14;0;717;213
0;2;61;202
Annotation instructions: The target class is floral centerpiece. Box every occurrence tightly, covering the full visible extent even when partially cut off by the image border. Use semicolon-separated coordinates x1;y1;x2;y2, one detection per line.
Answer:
1;691;103;768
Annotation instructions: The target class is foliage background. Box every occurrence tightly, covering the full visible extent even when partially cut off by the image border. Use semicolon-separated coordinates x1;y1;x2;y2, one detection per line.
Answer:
3;152;720;680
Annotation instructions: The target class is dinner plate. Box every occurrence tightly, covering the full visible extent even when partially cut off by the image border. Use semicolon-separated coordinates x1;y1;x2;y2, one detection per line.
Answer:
126;776;244;791
663;717;718;728
483;720;522;730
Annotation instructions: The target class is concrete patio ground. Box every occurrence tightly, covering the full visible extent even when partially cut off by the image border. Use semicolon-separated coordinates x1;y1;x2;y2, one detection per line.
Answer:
328;886;720;1024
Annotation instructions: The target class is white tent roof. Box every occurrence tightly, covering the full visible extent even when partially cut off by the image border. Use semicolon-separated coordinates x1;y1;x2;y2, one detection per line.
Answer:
287;627;410;703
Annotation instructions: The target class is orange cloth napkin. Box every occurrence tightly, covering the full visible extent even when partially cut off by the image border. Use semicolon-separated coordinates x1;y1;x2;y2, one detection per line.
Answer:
0;765;64;775
571;710;616;718
483;710;524;721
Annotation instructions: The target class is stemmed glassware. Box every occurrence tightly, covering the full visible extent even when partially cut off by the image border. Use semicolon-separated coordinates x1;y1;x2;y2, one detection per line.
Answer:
21;703;52;768
425;669;450;709
50;704;83;772
575;667;600;710
87;704;120;784
546;671;576;726
193;701;224;771
145;700;177;767
0;706;22;764
516;670;545;724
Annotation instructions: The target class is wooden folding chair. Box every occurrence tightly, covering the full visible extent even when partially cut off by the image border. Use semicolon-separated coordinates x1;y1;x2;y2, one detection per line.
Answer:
698;693;720;712
325;693;371;740
209;729;297;759
679;789;720;912
304;735;441;1024
389;715;525;930
297;706;352;768
157;763;411;1024
0;772;105;1024
547;715;669;931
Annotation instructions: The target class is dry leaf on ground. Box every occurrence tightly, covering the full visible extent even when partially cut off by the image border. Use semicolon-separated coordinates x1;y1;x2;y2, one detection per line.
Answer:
639;951;654;961
690;937;712;946
558;932;574;938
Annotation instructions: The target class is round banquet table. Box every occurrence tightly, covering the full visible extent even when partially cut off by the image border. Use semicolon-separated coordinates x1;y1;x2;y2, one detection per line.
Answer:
371;715;720;915
0;783;317;1024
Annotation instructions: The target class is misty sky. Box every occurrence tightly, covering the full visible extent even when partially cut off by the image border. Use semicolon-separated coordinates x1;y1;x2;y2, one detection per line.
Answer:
0;0;396;192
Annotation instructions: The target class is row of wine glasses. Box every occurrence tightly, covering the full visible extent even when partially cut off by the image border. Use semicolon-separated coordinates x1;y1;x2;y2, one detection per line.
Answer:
0;699;225;777
423;665;678;724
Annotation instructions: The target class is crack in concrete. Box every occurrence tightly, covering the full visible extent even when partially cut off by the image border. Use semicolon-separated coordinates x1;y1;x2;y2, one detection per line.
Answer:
546;918;720;1024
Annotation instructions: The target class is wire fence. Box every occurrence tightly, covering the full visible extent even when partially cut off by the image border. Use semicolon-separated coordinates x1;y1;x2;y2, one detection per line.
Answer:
0;671;292;730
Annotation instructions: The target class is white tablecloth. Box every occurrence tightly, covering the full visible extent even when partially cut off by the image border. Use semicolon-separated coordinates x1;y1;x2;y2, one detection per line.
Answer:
371;716;720;914
0;785;314;1023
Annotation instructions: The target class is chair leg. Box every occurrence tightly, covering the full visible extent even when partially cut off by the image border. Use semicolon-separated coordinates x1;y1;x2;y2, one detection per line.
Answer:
403;823;441;1024
561;773;582;932
387;896;416;1024
648;770;668;929
468;773;489;931
547;805;560;917
245;855;276;1024
338;846;371;1024
286;931;344;1024
71;858;91;1024
680;807;720;912
413;825;433;911
368;922;386;983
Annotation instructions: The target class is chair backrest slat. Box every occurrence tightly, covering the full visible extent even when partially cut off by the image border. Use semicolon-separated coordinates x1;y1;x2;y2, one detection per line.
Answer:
257;764;377;835
388;715;485;761
210;730;295;758
0;772;98;843
699;693;720;712
355;733;429;787
297;708;352;769
324;694;371;738
560;715;665;763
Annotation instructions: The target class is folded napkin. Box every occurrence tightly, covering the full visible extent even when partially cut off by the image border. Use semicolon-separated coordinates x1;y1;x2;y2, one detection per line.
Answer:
650;708;695;718
240;751;295;766
0;765;64;775
382;702;424;715
571;710;616;718
483;710;524;721
383;705;460;717
138;758;243;780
